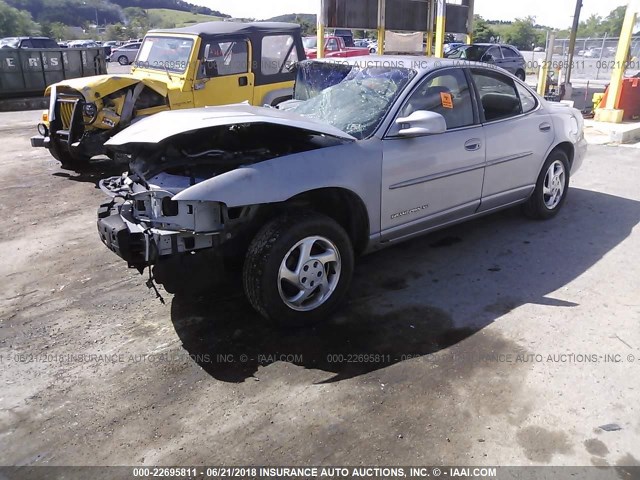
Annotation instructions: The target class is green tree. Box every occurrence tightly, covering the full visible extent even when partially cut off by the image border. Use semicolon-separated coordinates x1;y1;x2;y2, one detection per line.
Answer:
601;6;626;36
503;16;539;49
0;0;37;36
472;15;496;43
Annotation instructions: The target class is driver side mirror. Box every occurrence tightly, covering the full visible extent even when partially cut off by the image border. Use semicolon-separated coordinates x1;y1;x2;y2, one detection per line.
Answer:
396;110;447;137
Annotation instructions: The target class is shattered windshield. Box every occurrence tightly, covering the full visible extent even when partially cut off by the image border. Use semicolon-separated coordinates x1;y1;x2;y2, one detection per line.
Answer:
134;36;194;73
289;63;415;139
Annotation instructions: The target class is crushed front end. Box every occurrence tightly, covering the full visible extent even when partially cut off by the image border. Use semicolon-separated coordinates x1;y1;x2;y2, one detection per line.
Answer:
97;170;256;296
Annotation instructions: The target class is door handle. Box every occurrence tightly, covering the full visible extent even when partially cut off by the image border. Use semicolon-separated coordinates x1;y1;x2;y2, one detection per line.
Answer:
464;139;482;151
539;123;552;132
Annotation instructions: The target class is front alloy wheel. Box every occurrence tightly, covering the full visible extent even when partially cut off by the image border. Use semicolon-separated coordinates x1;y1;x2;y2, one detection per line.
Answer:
244;212;354;327
277;236;342;311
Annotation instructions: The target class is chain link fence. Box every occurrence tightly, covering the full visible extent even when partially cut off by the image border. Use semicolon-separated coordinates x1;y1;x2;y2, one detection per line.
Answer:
542;36;640;81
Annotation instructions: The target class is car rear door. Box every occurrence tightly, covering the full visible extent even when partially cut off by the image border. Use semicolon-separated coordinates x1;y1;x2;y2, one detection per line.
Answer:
469;68;554;212
500;46;524;75
380;67;486;242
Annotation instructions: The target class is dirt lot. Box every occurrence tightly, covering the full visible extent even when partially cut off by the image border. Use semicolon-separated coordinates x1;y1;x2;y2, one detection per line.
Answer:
0;110;639;469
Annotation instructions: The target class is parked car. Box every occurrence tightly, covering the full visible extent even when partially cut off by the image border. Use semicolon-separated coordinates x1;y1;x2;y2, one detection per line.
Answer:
446;43;527;80
303;35;370;58
97;56;587;326
533;46;545;52
0;36;59;49
108;41;141;64
444;42;463;54
30;22;306;168
584;48;602;58
67;39;100;48
354;39;370;48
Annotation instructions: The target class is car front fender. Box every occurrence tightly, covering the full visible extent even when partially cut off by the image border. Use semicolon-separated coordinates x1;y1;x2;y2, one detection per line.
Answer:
172;140;383;235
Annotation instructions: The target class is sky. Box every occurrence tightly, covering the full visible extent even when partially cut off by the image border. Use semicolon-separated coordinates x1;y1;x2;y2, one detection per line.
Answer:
196;0;628;29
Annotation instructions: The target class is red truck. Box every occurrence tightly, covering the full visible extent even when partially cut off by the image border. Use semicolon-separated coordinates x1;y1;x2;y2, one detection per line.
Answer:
303;36;371;59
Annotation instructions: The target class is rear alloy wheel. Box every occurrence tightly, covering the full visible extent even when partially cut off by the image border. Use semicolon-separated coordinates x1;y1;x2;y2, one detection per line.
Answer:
523;150;570;219
243;212;354;327
118;55;129;66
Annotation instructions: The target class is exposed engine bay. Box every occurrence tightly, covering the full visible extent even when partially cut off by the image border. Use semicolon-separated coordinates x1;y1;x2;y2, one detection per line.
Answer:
98;121;349;295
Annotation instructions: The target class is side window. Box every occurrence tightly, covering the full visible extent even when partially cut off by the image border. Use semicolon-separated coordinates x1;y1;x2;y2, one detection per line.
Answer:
261;35;298;75
501;47;519;58
516;82;537;113
471;69;522;122
20;39;33;48
400;68;474;130
485;46;502;60
326;38;339;51
201;39;248;78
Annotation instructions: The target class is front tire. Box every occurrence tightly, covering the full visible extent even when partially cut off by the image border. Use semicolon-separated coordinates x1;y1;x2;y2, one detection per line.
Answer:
243;212;354;327
523;149;570;219
118;55;129;66
49;139;90;169
515;69;526;81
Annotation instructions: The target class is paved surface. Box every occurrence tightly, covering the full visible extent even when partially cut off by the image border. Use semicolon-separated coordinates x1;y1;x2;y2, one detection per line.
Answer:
0;111;639;467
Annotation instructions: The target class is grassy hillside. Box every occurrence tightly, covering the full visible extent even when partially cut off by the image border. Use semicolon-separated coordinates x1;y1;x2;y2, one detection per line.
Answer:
266;13;316;24
147;8;222;27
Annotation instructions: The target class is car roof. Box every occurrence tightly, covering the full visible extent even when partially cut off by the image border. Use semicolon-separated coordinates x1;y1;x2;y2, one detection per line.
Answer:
472;43;518;48
150;21;300;36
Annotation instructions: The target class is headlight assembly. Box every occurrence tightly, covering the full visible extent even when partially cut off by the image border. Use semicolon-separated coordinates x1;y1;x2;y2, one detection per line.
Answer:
83;102;98;122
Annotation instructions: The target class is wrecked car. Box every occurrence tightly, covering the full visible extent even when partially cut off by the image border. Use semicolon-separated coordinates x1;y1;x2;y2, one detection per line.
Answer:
30;22;305;168
97;56;587;326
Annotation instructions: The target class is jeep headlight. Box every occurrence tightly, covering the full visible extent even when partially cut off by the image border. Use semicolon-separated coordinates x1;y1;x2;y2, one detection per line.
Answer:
83;102;98;119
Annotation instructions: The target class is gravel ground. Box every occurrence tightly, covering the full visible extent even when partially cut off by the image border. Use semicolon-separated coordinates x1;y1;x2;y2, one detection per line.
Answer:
0;110;639;469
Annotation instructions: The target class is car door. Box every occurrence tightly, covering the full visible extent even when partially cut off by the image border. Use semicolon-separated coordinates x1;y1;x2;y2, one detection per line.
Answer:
380;67;486;242
469;68;554;212
482;45;504;69
193;37;254;107
124;43;140;62
500;46;524;75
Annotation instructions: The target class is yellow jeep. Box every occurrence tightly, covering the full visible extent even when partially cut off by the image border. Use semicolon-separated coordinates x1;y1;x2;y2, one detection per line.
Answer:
30;22;305;167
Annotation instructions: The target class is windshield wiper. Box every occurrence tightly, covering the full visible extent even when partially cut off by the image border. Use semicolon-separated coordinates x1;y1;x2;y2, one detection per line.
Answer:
163;64;173;82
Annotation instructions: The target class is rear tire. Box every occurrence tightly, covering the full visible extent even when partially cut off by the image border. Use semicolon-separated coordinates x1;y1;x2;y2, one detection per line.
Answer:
515;70;526;81
118;55;129;66
522;149;570;220
243;211;354;327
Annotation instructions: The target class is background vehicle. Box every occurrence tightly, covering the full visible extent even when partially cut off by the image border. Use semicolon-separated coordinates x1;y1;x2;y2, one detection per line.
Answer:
446;43;527;80
67;39;100;48
303;35;370;58
30;22;306;168
444;42;463;54
0;37;59;49
97;56;586;327
109;42;141;64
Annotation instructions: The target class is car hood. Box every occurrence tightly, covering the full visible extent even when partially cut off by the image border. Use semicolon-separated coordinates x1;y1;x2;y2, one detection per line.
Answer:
105;104;357;148
44;74;168;100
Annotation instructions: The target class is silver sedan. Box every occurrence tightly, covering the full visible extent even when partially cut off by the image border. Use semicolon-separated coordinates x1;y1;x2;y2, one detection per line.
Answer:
98;56;587;326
